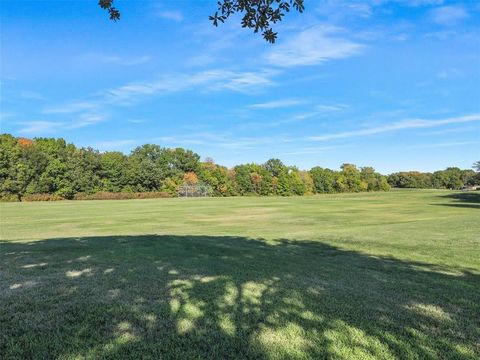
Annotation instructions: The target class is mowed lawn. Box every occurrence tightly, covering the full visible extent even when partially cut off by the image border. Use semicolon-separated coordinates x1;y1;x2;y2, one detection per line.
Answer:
1;190;479;359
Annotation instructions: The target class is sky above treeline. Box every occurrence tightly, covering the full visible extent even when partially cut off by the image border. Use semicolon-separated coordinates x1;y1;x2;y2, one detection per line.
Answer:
1;0;479;173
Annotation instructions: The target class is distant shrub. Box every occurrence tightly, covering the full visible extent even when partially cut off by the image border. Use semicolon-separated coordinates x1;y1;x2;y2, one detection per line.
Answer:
0;194;20;202
56;187;75;200
22;193;65;202
73;192;171;201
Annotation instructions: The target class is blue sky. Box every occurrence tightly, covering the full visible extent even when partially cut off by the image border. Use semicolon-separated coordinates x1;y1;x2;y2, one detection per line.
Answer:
1;0;479;173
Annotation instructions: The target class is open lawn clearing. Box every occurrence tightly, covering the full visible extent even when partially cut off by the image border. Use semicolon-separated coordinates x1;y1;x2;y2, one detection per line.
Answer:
1;190;479;359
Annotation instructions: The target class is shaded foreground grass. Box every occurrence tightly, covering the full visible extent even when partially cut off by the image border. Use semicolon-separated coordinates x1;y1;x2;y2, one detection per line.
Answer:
1;190;479;359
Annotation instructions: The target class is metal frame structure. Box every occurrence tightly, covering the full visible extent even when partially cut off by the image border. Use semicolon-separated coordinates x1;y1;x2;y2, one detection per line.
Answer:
178;184;213;197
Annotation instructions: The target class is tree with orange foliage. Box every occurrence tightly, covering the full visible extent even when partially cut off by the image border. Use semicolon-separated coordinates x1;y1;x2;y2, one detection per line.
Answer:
183;172;199;185
17;138;33;147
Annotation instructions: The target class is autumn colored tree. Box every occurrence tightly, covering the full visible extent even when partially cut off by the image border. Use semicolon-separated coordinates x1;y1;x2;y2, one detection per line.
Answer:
250;172;262;194
184;171;199;185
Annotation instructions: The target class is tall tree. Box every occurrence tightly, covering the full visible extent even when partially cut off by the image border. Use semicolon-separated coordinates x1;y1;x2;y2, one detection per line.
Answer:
473;161;480;172
264;158;286;178
100;151;129;192
310;167;336;194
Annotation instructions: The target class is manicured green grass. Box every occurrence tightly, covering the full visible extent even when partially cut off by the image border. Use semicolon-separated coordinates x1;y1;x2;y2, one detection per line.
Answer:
1;190;479;359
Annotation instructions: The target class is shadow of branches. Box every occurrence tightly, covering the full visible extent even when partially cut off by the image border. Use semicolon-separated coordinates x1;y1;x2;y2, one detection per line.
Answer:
1;235;479;359
435;192;480;209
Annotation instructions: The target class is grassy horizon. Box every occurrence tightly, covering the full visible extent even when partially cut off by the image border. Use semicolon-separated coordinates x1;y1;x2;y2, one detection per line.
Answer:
1;190;479;359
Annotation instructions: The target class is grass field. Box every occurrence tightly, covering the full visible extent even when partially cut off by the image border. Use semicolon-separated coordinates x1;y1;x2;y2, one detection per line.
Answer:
1;190;479;359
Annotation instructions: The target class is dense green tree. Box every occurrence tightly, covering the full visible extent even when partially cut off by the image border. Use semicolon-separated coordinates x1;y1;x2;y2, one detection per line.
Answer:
233;163;272;195
473;161;480;172
361;167;391;192
340;164;362;192
163;148;200;178
67;148;102;195
0;134;20;194
310;167;336;194
264;159;310;196
129;145;164;191
0;137;48;200
276;170;292;196
30;138;75;195
160;177;182;197
432;167;464;190
233;164;254;195
298;170;314;195
35;158;70;195
461;170;476;186
388;167;480;190
387;172;433;188
288;168;306;195
470;162;480;187
198;160;234;196
100;151;129;192
264;158;286;178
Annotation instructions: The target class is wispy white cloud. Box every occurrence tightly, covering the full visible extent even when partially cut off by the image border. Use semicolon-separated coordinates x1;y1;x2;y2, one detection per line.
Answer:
40;69;276;129
18;90;46;101
117;56;151;66
0;111;15;121
43;101;98;114
398;0;444;6
208;71;276;93
240;103;350;130
436;67;462;79
17;113;108;134
127;119;148;124
184;20;249;68
265;25;364;67
94;139;137;151
421;126;477;136
315;0;444;22
186;54;218;67
68;114;108;129
308;114;480;141
105;70;276;104
315;1;373;19
156;136;208;146
276;105;348;126
315;104;349;112
32;69;277;138
430;6;469;25
406;141;480;149
248;98;305;109
281;146;343;156
155;10;183;22
156;132;291;151
368;0;444;7
18;121;62;134
78;53;151;66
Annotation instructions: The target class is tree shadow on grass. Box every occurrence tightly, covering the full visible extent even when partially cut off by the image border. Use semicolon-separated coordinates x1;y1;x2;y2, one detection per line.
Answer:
434;192;480;209
1;235;479;359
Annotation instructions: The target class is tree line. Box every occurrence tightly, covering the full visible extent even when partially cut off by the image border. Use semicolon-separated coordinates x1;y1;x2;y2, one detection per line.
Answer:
0;134;477;201
1;134;390;201
387;168;479;190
